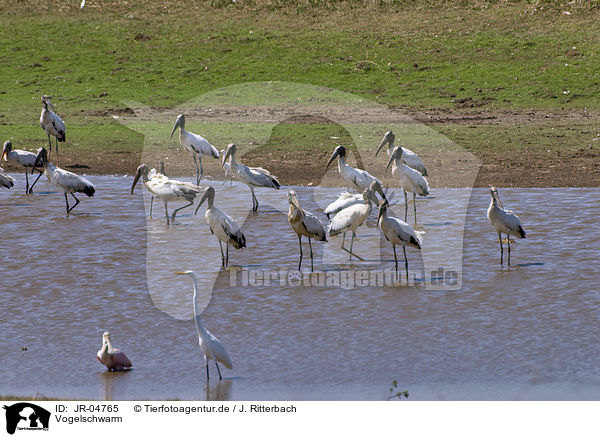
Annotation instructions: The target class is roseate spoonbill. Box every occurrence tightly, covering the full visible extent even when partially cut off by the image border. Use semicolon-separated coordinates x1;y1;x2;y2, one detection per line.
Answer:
131;163;202;225
2;141;44;193
385;146;429;224
487;187;526;266
176;270;233;380
96;331;132;371
194;186;246;268
31;147;95;214
222;143;280;212
170;114;219;185
377;200;424;281
287;190;327;272
40;95;65;157
325;145;382;192
376;130;428;176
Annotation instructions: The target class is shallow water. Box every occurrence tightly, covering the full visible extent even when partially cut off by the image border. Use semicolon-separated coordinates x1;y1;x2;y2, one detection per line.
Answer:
0;173;599;400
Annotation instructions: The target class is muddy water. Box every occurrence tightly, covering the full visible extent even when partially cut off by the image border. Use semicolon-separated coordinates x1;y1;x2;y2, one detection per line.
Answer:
0;174;599;400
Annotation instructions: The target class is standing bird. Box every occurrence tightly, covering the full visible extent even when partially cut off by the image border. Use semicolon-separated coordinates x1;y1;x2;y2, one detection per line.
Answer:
323;180;386;219
287;190;327;272
327;182;384;261
176;270;233;380
385;146;429;224
2;141;44;193
131;164;202;225
377;200;424;281
195;186;246;268
487;187;526;266
31;147;95;214
220;149;234;185
325;145;382;192
376;130;428;176
0;167;14;189
170;114;219;185
222;143;280;212
148;161;167;218
96;331;133;371
40;95;66;157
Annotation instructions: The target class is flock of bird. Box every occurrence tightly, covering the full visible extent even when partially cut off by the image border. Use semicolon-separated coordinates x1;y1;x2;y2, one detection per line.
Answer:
2;95;528;379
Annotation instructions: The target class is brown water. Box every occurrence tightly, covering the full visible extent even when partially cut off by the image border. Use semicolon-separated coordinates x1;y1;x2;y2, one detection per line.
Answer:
1;174;599;400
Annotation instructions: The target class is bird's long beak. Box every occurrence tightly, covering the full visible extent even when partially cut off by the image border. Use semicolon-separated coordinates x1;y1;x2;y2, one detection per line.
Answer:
194;189;210;215
1;150;6;162
31;150;43;174
375;136;388;157
48;102;57;113
325;148;340;172
291;195;303;212
170;118;180;139
385;152;395;173
174;271;187;275
373;182;388;202
131;170;141;195
222;147;232;168
377;200;387;222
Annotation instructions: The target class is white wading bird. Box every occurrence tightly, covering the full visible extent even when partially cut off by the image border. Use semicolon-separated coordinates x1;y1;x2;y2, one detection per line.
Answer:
222;143;280;212
2;141;44;193
131;164;202;226
220;149;233;185
287;190;327;272
195;186;246;268
385;146;429;224
376;130;428;176
377;200;424;281
147;161;167;218
487;186;526;266
170;114;219;185
0;167;14;189
96;331;132;371
31;147;95;214
40;95;65;157
327;182;385;261
176;270;233;380
325;145;383;192
323;180;386;219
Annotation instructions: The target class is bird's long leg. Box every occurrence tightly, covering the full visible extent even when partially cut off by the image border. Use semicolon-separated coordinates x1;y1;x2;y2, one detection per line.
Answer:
404;190;408;222
29;170;43;194
340;231;365;261
198;155;204;184
226;242;229;267
349;232;354;261
393;245;399;281
25;171;30;194
219;241;225;268
206;362;210;381
149;196;154;218
308;237;314;272
47;134;52;156
67;193;80;213
403;246;409;282
64;193;70;214
507;235;511;266
164;202;170;226
297;234;303;271
215;361;223;380
171;200;194;222
193;154;200;186
251;188;259;212
413;192;417;224
55;136;59;157
498;232;503;266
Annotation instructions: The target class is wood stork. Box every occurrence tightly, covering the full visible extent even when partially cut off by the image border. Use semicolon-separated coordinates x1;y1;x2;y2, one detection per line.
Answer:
325;145;383;193
148;161;167;218
376;130;428;176
170;114;219;185
176;270;233;380
40;95;65;157
2;141;44;193
287;190;327;272
323;180;386;219
385;146;429;224
97;331;132;371
220;149;233;185
327;182;384;261
194;186;246;268
377;200;424;281
0;167;14;189
222;143;281;212
487;187;526;266
131;164;202;226
32;147;95;214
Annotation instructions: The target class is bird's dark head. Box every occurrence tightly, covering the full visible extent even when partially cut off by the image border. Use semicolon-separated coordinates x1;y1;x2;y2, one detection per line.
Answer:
31;147;48;174
287;190;302;209
131;164;149;194
377;199;389;222
2;140;12;161
369;180;387;203
376;130;395;156
325;145;346;171
385;146;402;173
170;114;185;138
195;186;215;215
222;143;236;166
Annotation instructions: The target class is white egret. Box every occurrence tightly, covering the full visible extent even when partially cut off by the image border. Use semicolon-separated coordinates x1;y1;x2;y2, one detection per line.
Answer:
97;331;132;371
222;143;280;212
287;190;327;272
176;270;233;380
385;146;429;224
170;114;219;185
325;145;382;192
377;200;424;281
194;186;246;268
131;164;202;225
40;95;65;157
2;141;44;193
376;130;428;176
487;187;526;266
31;147;95;214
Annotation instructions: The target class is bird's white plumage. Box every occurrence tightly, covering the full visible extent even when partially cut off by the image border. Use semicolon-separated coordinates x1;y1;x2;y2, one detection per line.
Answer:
391;162;429;197
3;148;38;168
40;99;65;143
379;214;423;248
323;191;364;218
487;190;526;239
0;168;14;189
179;129;219;159
328;201;371;236
378;130;428;176
337;157;381;192
44;163;95;195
